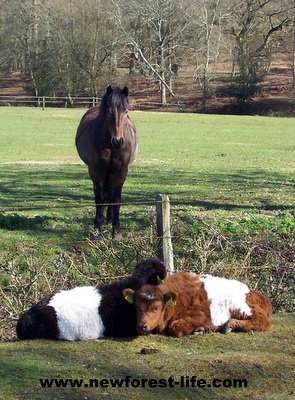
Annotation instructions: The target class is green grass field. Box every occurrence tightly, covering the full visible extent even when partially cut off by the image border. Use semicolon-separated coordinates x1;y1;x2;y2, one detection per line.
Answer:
1;314;294;400
1;108;294;243
0;107;294;399
1;108;294;205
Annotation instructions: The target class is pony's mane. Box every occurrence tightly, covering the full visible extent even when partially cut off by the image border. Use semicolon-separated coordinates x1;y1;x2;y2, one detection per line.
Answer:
100;88;130;115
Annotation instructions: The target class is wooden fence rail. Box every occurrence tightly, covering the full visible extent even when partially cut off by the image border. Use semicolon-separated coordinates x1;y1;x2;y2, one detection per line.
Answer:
0;95;100;108
0;95;183;111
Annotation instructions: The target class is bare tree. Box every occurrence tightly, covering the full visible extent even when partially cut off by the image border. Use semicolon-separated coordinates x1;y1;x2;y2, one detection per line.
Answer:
192;0;230;112
112;0;193;105
38;0;117;99
0;0;42;95
1;0;293;104
0;0;118;98
225;0;292;80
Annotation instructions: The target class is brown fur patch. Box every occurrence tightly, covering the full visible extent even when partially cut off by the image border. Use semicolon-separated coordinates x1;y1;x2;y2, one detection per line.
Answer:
132;273;272;337
222;290;272;333
134;272;216;337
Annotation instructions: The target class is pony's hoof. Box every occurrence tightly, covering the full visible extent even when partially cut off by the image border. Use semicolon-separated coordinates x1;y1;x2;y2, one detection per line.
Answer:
91;229;104;240
112;232;123;241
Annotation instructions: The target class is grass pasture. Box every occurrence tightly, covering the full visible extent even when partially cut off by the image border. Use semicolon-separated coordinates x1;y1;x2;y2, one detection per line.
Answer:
0;107;294;399
1;313;294;400
0;108;294;244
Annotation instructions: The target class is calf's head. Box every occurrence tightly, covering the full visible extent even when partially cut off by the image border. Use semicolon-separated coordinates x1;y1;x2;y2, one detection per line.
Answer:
122;285;176;335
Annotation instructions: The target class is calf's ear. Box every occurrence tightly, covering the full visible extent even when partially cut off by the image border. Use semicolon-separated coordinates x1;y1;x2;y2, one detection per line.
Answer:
164;291;177;306
122;288;135;304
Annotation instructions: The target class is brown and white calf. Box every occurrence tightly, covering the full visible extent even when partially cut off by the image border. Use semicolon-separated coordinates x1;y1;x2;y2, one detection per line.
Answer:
123;272;272;338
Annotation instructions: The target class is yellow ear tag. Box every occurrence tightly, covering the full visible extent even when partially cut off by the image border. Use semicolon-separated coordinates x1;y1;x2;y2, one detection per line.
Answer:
165;298;175;306
157;275;164;284
125;295;133;304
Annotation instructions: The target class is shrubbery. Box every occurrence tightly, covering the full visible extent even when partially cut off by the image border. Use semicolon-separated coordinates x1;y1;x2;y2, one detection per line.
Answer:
215;75;262;111
1;212;294;341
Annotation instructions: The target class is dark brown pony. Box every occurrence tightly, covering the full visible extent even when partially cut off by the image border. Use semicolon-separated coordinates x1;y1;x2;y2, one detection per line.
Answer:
75;86;138;237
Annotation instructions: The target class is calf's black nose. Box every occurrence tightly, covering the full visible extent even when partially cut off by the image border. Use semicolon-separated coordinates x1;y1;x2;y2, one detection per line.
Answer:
137;323;148;334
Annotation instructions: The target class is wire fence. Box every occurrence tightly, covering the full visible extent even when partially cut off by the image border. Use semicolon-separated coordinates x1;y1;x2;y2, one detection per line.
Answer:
0;197;172;256
1;192;294;319
0;197;192;247
0;196;205;248
0;197;203;213
0;195;219;277
0;199;159;212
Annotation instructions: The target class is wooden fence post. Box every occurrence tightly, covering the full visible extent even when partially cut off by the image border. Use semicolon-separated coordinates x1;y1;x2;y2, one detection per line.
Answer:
156;194;174;275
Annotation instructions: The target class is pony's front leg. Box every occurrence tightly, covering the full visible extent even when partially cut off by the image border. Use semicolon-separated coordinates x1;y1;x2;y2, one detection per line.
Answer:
109;192;122;238
94;187;105;232
89;167;107;233
107;175;125;238
111;203;121;238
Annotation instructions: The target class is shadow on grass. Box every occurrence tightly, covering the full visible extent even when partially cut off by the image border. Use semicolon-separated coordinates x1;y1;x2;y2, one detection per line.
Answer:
0;164;92;208
0;164;293;209
127;167;295;212
0;340;241;400
0;164;294;244
1;317;294;400
0;214;50;231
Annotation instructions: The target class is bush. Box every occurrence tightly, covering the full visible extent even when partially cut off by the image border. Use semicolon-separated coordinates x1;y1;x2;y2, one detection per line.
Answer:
215;76;261;103
1;213;294;341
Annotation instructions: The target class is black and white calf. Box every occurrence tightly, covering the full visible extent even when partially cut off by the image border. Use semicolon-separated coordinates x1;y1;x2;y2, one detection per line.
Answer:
16;258;166;341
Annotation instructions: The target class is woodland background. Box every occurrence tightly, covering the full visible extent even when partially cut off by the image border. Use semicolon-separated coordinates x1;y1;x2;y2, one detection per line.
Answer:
0;0;295;114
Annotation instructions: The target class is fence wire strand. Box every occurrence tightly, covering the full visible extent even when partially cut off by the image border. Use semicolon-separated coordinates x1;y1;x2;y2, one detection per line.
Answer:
0;198;203;212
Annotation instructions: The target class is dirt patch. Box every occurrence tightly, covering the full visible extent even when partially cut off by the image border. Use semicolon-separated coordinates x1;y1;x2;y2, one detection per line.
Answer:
140;348;161;355
0;71;27;95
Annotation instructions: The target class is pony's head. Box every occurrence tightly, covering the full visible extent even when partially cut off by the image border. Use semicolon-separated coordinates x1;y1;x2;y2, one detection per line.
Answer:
100;86;130;148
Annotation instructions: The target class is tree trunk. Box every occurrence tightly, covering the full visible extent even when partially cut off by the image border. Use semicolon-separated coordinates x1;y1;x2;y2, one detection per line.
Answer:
160;69;167;104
